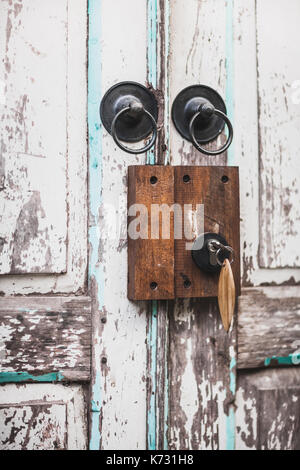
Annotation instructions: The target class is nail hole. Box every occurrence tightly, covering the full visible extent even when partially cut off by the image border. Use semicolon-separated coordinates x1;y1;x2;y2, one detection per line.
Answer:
150;282;158;291
221;175;229;183
184;279;191;289
101;357;107;365
183;175;191;183
150;176;158;185
101;317;107;324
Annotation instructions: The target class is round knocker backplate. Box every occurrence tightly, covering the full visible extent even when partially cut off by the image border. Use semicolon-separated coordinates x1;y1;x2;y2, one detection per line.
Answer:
191;232;229;274
172;85;227;144
100;81;158;143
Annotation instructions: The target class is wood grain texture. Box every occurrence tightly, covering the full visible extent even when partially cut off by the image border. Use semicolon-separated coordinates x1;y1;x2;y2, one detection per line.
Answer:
236;368;300;450
257;0;300;269
0;384;87;450
218;259;235;332
174;166;240;299
238;286;300;370
0;296;91;381
128;165;174;300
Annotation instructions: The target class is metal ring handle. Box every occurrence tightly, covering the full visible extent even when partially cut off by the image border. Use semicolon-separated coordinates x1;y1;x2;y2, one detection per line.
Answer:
189;108;233;156
111;106;157;155
216;246;234;267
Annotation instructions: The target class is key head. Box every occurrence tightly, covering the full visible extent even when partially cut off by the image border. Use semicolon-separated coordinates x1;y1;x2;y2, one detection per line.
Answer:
191;232;228;273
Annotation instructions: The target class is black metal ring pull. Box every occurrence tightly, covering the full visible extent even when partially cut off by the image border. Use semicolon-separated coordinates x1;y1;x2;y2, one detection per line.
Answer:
171;85;234;157
189;105;233;156
100;81;159;156
111;104;158;155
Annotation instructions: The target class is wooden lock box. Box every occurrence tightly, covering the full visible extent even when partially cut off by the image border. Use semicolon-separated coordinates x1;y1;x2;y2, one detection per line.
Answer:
128;165;240;300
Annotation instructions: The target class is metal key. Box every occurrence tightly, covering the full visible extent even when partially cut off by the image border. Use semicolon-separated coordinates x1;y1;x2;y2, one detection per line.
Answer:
207;239;236;332
207;239;222;266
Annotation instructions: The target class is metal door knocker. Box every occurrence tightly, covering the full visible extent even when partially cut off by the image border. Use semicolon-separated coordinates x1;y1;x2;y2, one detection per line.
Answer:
172;85;233;156
100;81;158;154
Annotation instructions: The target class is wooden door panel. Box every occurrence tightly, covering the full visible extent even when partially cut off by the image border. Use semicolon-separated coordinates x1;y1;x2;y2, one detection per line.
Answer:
0;297;91;382
256;0;300;268
0;384;87;450
236;369;300;450
235;0;300;286
0;0;87;294
0;0;68;274
238;287;300;369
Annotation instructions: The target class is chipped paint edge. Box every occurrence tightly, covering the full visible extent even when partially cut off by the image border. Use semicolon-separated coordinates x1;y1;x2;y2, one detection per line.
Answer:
146;0;158;450
0;372;65;384
162;0;170;449
264;354;300;367
88;0;103;451
226;0;234;166
225;0;236;450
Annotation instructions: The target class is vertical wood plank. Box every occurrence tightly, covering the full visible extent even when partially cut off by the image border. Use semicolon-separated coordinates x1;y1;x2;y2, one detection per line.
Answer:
146;0;171;450
89;0;149;450
146;0;159;450
168;0;237;450
128;165;174;301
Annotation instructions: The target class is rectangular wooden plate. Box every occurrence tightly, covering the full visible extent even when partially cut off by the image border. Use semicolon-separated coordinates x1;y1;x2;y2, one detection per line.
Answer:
128;165;175;300
128;165;240;300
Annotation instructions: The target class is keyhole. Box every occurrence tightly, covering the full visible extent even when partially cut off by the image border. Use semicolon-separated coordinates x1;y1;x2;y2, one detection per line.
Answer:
150;176;158;185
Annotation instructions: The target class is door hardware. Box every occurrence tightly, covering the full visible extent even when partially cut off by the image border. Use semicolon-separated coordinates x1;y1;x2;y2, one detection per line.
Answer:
128;166;240;301
172;85;233;156
192;232;236;331
100;81;158;154
191;233;234;274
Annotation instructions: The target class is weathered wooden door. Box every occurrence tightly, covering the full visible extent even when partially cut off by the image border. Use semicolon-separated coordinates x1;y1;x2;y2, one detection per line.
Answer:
1;0;300;451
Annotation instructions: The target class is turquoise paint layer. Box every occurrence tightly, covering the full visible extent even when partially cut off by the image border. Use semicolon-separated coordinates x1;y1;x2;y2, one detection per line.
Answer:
163;318;169;451
162;1;170;448
163;0;170;167
226;356;236;450
147;301;158;450
225;0;236;451
265;354;300;367
0;372;64;384
147;0;157;166
226;0;234;166
147;0;158;450
88;0;103;451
